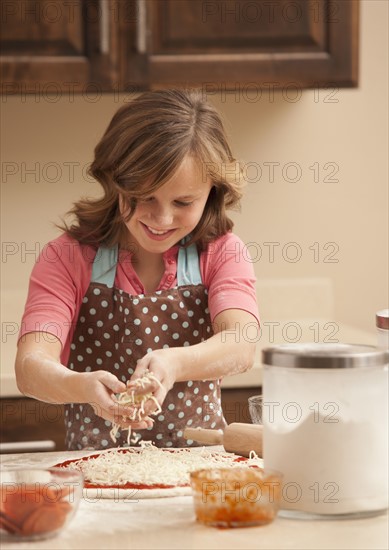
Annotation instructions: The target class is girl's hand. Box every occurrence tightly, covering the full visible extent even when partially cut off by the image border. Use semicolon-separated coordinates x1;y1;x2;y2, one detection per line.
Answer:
77;370;154;430
127;349;178;418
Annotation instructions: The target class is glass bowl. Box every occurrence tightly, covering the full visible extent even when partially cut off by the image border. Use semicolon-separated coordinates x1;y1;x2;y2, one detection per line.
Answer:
189;467;283;528
248;395;263;424
0;467;84;542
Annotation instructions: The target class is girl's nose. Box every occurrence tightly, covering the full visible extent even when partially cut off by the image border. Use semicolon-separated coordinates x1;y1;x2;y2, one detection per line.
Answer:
151;204;173;227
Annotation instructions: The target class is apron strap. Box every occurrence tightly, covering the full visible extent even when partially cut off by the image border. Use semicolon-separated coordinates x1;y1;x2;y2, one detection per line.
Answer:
91;245;118;288
177;242;202;286
90;240;202;288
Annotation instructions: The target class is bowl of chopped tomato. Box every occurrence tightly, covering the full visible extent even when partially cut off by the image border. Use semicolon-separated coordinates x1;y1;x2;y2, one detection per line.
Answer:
0;467;83;541
190;467;283;528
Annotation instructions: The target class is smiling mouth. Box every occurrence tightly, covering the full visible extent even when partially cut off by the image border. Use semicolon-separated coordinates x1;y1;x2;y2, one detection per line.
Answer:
141;223;175;239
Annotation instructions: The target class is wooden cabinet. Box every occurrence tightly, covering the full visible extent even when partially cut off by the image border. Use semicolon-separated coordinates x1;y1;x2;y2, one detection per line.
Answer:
221;387;261;424
0;398;66;452
1;0;359;93
0;0;121;93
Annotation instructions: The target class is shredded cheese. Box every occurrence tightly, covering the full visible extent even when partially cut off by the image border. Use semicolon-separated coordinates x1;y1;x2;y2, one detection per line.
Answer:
110;372;163;445
65;444;263;487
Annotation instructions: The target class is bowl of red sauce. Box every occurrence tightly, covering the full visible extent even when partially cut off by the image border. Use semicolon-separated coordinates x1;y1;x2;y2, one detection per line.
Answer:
190;467;283;528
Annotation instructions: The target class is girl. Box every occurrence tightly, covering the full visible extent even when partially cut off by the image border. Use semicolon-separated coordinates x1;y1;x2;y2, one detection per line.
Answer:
15;89;259;450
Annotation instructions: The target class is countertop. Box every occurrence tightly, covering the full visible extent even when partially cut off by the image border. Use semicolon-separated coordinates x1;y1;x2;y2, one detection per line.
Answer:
0;450;387;550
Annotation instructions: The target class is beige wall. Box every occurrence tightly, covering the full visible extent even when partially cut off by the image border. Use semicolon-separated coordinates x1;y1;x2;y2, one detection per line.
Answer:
1;0;388;381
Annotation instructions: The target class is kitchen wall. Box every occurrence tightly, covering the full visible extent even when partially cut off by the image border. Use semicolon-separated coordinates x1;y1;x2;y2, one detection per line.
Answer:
1;0;388;384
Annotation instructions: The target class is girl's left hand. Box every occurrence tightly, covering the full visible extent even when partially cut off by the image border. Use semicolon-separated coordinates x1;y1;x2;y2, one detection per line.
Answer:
127;349;178;417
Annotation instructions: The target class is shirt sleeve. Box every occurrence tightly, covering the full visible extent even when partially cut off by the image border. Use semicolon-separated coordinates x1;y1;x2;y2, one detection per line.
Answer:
18;234;93;359
200;232;260;325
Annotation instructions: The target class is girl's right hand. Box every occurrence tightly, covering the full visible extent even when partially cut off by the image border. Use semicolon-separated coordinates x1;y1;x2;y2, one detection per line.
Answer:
75;370;154;430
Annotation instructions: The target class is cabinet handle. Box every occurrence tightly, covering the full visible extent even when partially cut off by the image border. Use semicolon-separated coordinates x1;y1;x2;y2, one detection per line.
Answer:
100;0;110;54
136;0;147;53
0;441;56;454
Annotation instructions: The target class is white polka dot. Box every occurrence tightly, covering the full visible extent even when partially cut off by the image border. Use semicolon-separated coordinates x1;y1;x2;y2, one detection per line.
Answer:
187;381;193;387
166;441;173;447
134;318;141;325
172;333;179;340
187;419;193;426
145;327;151;335
183;341;190;346
179;301;185;308
178;412;185;419
161;304;167;311
177;392;184;399
193;330;199;337
133;299;139;305
182;321;189;328
85;366;92;372
196;407;202;414
162;324;168;331
97;320;103;328
152;315;159;322
103;332;110;339
188;310;194;317
92;428;100;435
186;400;192;406
89;308;96;315
203;395;209;402
211;421;216;428
125;328;131;336
80;316;85;323
82;297;88;303
78;335;84;343
93;288;101;295
168;404;175;411
105;351;112;357
135;339;142;346
199;318;205;325
70;343;76;351
142;306;149;314
108;313;114;320
204;415;210;422
168;423;175;430
94;340;101;347
171;312;178;320
113;324;119;331
158;415;165;422
154;336;160;343
96;359;102;365
101;439;109;447
77;355;83;361
193;387;199;395
183;290;190;298
126;349;132;355
146;348;153;353
151;297;157;303
195;299;201;305
156;434;163;440
84;417;91;423
88;328;93;335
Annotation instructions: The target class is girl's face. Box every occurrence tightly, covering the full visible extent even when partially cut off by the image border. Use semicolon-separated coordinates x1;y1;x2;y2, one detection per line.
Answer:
121;156;212;257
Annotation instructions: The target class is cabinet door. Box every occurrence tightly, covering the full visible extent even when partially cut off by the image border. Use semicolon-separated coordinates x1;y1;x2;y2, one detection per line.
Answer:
0;0;120;93
123;0;358;89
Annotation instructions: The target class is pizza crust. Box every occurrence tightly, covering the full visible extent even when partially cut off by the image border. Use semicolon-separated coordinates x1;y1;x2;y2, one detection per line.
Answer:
83;485;192;500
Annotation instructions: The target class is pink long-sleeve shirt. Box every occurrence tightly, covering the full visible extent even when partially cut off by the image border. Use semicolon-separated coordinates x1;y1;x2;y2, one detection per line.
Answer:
19;232;259;365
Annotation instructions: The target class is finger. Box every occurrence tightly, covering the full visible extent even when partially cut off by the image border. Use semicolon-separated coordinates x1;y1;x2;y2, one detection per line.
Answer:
100;372;127;394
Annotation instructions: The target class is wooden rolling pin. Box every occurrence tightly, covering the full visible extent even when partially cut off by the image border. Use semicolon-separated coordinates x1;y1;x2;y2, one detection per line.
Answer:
183;423;262;458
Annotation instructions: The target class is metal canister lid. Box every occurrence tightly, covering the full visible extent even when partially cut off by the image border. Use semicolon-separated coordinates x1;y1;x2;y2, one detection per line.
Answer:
262;343;389;369
376;309;389;330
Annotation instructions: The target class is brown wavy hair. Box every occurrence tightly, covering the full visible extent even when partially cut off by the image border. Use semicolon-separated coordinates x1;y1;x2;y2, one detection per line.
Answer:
61;89;246;250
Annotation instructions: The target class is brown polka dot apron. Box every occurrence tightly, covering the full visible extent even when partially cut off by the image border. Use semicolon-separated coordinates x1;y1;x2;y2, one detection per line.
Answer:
64;242;227;450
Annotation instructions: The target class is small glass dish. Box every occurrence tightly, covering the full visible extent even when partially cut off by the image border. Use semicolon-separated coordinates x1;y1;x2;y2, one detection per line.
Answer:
0;467;83;542
248;395;263;424
190;467;283;528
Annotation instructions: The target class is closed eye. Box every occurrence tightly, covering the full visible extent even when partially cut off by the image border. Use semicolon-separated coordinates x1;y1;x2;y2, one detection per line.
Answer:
174;200;194;207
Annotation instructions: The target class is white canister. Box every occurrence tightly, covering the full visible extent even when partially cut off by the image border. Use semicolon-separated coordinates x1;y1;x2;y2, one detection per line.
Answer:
262;343;389;518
